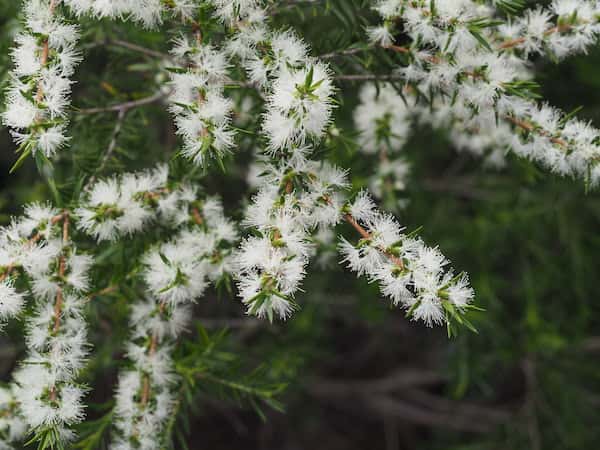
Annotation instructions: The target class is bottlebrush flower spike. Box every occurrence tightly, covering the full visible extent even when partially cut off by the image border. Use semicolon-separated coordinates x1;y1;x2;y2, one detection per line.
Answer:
2;0;81;166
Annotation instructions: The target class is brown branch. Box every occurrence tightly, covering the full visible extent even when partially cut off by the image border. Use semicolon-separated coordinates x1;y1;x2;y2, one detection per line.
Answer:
335;74;405;82
500;23;573;49
498;37;526;50
383;44;410;54
140;301;167;406
76;89;169;115
191;207;204;226
320;46;371;60
87;285;118;300
83;108;127;191
0;266;14;283
504;115;568;147
343;213;405;270
108;38;171;60
52;213;69;333
50;210;69;402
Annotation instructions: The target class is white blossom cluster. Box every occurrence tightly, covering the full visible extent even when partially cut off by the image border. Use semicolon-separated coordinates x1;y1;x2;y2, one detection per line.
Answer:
230;22;336;173
63;0;197;27
226;18;335;149
2;0;81;158
264;63;335;151
230;13;475;326
0;204;65;323
0;204;92;443
167;36;236;166
370;0;600;185
75;165;200;241
143;198;238;304
497;1;600;59
111;299;182;450
0;385;27;449
237;158;347;320
354;83;412;201
112;199;237;450
226;22;343;321
209;0;264;24
339;192;474;326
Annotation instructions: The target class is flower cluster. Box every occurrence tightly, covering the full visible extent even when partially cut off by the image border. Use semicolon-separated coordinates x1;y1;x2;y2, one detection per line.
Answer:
63;0;197;27
339;192;475;328
143;198;238;304
498;1;600;59
2;0;81;160
168;36;236;167
111;299;183;450
75;165;198;241
229;19;343;320
264;64;334;152
0;204;66;322
354;83;412;204
0;205;92;443
209;0;263;23
0;383;27;448
112;198;237;450
230;13;476;326
236;158;347;320
369;0;600;184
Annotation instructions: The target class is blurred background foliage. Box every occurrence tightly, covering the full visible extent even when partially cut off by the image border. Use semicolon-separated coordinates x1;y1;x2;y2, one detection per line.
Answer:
1;0;599;449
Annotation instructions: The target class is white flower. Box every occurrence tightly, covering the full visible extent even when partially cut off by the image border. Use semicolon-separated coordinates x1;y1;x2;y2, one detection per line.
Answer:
4;1;80;158
367;25;394;46
338;192;474;327
264;64;334;151
0;279;25;320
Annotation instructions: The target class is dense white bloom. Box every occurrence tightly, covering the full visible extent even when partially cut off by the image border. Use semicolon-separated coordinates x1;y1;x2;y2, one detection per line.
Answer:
143;197;238;304
2;0;81;158
244;30;309;87
263;64;334;151
63;0;195;27
371;0;600;184
339;192;474;326
367;25;394;46
168;38;236;166
0;200;92;443
75;166;189;241
115;195;237;449
0;385;27;448
236;153;348;320
0;280;25;320
208;0;263;22
236;235;306;321
496;1;600;58
354;83;412;154
14;293;89;440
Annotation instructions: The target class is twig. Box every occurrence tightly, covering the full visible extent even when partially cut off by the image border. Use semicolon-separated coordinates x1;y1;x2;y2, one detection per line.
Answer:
87;285;119;300
83;38;172;60
52;213;69;333
343;213;405;270
49;211;69;402
334;74;405;82
108;38;171;60
140;301;167;406
83;108;127;191
76;89;169;115
0;266;14;283
320;47;371;60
